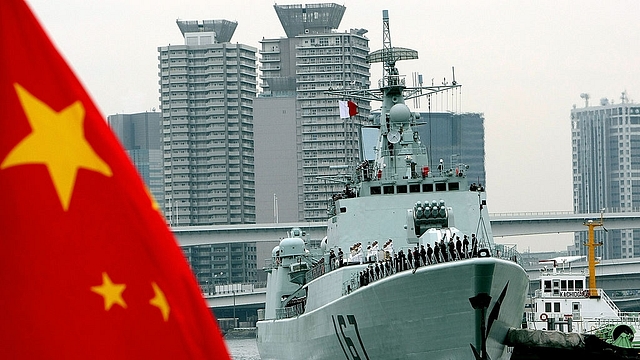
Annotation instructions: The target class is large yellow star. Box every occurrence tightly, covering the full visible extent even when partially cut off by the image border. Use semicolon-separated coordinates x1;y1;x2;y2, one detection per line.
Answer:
1;83;112;211
149;282;170;322
91;272;127;311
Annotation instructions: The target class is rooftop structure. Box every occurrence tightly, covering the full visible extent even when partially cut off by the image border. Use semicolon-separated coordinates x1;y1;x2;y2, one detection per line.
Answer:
176;19;237;42
274;3;346;37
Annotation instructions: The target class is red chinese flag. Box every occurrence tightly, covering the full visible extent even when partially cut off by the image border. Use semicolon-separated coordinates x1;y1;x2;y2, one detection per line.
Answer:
0;1;230;358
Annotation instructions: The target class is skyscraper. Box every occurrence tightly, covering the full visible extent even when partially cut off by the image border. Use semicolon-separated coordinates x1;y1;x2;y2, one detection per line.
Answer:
254;3;371;223
414;112;487;188
158;20;257;226
571;92;640;259
107;111;164;214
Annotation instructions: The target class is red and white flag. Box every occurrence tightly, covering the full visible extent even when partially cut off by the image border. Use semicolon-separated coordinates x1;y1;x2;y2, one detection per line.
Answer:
0;1;230;358
339;100;358;118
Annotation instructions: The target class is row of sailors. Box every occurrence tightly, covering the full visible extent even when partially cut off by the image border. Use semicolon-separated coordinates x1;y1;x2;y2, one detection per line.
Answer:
354;239;488;290
329;239;396;270
330;234;482;270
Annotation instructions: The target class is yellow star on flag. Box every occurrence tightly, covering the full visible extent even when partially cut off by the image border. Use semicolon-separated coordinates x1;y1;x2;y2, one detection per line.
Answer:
91;272;127;311
1;83;112;211
149;282;170;322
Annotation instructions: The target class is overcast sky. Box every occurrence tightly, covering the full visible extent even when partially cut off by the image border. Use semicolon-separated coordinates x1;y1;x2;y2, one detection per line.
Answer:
24;0;640;251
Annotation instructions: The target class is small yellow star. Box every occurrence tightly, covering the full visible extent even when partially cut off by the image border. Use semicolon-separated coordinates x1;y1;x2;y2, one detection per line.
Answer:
149;282;170;322
91;272;127;311
1;83;112;211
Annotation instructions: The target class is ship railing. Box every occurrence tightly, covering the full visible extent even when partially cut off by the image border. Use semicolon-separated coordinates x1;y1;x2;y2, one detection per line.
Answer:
378;74;406;88
378;148;428;159
618;312;640;324
494;243;521;264
340;246;501;296
275;303;305;320
582;317;640;334
343;271;362;295
305;258;327;283
600;288;622;314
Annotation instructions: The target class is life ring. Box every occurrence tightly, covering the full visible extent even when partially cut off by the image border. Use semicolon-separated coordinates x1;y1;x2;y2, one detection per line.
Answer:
540;313;548;321
478;249;490;258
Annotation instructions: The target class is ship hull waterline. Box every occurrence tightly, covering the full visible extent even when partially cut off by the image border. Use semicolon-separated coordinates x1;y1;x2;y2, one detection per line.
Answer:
257;258;528;360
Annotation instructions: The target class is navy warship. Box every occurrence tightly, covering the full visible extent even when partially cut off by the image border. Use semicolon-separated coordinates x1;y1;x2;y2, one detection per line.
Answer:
257;10;528;360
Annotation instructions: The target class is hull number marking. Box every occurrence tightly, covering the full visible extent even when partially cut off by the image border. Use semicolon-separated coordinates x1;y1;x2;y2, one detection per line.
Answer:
332;314;369;360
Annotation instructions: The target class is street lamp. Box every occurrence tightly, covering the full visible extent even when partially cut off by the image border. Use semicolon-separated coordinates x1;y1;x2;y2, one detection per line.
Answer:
232;290;236;329
213;272;224;295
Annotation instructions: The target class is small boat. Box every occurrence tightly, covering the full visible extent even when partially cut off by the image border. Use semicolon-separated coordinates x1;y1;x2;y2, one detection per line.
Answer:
525;216;640;348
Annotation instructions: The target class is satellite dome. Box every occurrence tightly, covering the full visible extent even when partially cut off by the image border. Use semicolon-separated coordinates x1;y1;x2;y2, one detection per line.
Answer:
389;103;411;123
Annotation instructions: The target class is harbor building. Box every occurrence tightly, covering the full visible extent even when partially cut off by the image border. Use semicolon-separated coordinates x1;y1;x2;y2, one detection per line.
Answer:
107;111;164;214
570;92;640;259
254;3;371;223
181;241;259;291
158;20;257;227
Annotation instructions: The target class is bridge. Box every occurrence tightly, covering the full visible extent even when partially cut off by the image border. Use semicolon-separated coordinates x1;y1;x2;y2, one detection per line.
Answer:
173;211;640;245
175;212;640;316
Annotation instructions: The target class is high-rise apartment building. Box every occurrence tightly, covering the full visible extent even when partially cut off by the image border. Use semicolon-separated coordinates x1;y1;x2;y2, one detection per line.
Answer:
255;3;371;223
570;92;640;259
107;111;164;214
181;242;258;291
158;20;257;226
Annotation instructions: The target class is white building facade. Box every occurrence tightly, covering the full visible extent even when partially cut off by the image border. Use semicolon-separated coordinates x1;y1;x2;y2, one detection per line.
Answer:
158;20;257;226
571;93;640;259
255;3;371;223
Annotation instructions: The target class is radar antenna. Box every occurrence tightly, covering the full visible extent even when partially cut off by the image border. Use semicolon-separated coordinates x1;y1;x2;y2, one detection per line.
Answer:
367;10;418;88
326;10;460;105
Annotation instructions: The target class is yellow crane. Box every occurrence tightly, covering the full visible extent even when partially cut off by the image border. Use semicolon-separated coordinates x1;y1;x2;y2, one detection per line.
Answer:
583;212;604;298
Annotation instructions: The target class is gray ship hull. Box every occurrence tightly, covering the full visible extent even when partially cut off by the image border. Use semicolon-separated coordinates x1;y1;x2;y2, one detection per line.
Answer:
257;258;527;360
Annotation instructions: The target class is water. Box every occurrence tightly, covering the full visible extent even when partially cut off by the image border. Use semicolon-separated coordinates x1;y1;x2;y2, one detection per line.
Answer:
226;338;260;360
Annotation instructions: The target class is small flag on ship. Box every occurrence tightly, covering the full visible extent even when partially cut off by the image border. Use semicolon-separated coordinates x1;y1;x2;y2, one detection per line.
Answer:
339;100;358;118
0;1;230;358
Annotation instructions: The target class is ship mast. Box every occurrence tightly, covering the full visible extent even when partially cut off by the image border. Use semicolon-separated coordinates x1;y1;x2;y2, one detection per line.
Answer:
583;213;604;298
324;10;461;185
326;10;459;103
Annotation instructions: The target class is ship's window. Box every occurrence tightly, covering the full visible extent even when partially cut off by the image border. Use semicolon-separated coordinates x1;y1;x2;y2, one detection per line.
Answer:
568;280;574;290
409;184;420;193
370;186;381;195
397;185;407;193
383;185;395;194
435;183;447;191
575;280;583;290
448;182;459;191
554;302;560;312
545;302;551;312
544;280;551;292
573;302;580;311
340;207;346;213
422;184;433;192
561;280;567;291
553;280;560;295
